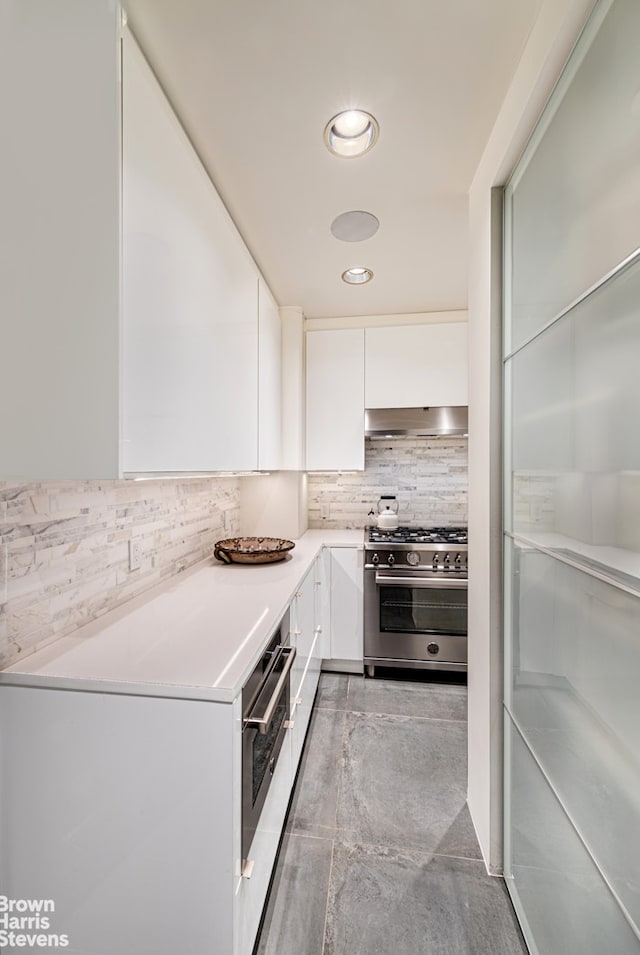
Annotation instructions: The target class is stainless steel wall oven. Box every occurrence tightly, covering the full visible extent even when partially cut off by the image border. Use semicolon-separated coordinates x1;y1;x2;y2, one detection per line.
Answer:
364;527;468;675
241;609;295;864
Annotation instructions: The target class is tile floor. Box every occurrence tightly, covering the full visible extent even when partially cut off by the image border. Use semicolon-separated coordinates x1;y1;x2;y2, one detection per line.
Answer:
255;672;527;955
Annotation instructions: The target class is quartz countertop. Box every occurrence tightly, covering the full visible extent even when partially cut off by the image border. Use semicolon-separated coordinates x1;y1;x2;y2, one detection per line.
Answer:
0;529;364;703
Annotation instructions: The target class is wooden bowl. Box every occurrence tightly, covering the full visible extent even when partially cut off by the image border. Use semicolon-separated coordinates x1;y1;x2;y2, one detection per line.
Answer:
213;536;295;565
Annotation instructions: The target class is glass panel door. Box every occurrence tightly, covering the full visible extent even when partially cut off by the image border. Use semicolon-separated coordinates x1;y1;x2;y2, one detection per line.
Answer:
503;1;640;950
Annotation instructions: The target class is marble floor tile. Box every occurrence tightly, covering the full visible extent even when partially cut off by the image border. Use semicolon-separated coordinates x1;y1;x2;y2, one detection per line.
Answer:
315;672;350;711
337;711;481;858
288;707;347;835
347;675;467;722
256;832;333;955
256;676;525;955
324;841;527;955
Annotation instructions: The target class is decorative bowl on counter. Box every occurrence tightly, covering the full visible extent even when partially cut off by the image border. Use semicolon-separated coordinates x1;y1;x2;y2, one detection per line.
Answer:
213;536;295;565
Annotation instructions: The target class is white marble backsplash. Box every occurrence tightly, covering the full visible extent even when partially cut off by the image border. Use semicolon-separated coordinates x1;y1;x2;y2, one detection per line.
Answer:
0;478;240;668
308;437;468;529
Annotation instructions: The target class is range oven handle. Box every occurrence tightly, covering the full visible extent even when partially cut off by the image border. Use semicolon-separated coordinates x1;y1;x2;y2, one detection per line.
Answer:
243;645;297;735
374;573;468;589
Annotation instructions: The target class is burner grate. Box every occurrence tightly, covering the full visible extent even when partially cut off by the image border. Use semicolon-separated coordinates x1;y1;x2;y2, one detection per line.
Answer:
367;525;468;545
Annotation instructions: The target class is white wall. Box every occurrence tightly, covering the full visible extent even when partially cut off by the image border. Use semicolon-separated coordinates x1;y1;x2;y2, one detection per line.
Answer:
240;472;309;541
466;0;596;873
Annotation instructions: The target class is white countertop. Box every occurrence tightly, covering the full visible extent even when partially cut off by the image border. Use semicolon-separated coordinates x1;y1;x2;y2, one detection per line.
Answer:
0;529;363;704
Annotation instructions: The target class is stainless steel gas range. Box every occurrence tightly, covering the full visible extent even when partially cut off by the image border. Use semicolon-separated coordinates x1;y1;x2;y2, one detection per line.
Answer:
364;526;468;675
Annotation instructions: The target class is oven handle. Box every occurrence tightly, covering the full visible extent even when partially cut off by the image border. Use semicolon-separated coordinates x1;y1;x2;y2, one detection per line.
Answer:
243;645;297;735
374;573;468;589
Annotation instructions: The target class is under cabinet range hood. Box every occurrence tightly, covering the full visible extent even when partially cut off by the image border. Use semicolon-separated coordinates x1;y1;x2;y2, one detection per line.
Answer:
364;406;468;438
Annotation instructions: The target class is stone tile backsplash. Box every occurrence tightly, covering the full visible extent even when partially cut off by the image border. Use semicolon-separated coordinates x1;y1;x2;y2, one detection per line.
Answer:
308;437;468;529
0;478;240;668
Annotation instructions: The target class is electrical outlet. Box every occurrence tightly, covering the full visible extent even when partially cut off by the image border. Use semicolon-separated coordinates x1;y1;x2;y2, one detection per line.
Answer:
128;538;143;571
320;503;330;520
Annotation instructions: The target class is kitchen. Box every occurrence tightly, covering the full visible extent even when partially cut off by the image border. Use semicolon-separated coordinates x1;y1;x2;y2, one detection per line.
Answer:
2;0;639;953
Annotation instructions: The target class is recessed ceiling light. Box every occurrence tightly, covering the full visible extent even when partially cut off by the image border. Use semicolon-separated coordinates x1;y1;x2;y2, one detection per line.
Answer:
324;110;379;158
331;211;380;242
341;267;374;285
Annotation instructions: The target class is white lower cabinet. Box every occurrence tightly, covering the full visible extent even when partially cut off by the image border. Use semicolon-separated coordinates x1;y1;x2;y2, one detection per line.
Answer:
0;544;359;955
289;562;323;767
315;549;332;658
0;686;241;955
236;728;292;955
289;564;315;700
328;546;364;668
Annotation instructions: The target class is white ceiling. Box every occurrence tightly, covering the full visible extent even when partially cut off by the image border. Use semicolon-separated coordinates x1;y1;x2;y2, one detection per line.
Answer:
123;0;542;318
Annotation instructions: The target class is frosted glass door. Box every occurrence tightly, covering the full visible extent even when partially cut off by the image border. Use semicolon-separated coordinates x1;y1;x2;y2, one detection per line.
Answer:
503;1;640;951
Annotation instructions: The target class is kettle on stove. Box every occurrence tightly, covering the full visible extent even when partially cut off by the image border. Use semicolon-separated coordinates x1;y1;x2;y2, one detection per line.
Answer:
376;495;399;530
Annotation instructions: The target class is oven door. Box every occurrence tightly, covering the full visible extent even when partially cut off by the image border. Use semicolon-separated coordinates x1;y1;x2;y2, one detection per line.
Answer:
242;644;296;863
364;569;467;670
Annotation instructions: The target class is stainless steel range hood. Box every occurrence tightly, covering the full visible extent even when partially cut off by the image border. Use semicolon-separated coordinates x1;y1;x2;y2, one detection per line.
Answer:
364;406;468;438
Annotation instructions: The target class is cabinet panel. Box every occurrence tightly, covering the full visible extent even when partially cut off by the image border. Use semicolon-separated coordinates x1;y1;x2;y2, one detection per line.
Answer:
329;547;364;664
315;550;332;659
0;686;235;954
236;725;292;955
290;566;316;698
122;32;259;473
290;629;321;769
306;329;365;470
1;0;121;479
365;323;468;409
258;280;282;470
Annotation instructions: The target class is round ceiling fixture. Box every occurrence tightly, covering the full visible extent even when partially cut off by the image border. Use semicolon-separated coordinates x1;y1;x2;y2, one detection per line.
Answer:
330;210;380;242
341;267;374;285
324;110;379;158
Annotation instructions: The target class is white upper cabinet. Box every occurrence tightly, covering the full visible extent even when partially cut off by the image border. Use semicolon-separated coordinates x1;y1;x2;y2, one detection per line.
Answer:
1;6;279;480
365;323;468;408
306;328;365;470
122;31;259;473
1;1;122;479
257;280;282;471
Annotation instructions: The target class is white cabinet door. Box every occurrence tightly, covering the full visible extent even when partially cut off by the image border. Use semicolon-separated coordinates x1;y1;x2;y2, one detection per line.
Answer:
329;547;364;664
289;565;316;700
290;629;321;769
315;549;332;659
236;723;292;955
258;280;282;470
122;32;259;473
306;328;365;470
289;560;323;767
1;0;122;479
365;323;468;409
0;686;237;955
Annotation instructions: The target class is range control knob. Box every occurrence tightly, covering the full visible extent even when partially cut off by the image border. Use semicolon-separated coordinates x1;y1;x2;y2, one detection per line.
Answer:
443;553;451;569
454;553;462;569
427;643;440;655
432;554;439;569
387;554;395;566
372;553;380;566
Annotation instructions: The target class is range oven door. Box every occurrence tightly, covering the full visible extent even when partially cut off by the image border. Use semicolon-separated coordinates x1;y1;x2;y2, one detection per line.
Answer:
364;569;467;671
242;642;296;863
